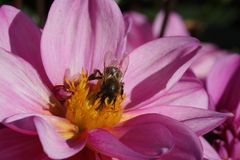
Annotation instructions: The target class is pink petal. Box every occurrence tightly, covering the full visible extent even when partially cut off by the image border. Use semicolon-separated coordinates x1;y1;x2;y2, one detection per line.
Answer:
200;137;222;160
234;102;240;128
0;49;50;122
112;123;174;158
0;128;48;160
118;114;202;160
191;43;226;79
95;154;112;160
126;106;232;136
0;5;50;86
125;73;208;110
4;114;38;135
41;0;126;85
88;128;156;160
226;129;234;145
116;15;132;60
4;113;78;137
231;139;240;159
124;12;153;52
207;54;240;110
0;123;5;129
124;37;201;108
34;116;87;159
218;144;229;159
66;147;98;160
153;11;189;38
158;74;208;109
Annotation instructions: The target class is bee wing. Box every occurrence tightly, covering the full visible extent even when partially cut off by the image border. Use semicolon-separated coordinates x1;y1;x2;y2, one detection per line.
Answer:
104;52;129;77
104;52;118;68
119;53;129;77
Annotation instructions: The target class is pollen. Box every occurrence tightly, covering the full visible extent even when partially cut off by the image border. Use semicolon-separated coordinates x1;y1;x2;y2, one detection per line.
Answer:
64;70;124;131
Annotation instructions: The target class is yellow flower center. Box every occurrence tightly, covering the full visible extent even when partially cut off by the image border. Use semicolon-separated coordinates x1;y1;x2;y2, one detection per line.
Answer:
64;70;124;131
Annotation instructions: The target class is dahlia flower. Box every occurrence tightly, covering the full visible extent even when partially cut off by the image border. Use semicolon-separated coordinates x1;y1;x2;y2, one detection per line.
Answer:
0;0;230;159
206;54;240;159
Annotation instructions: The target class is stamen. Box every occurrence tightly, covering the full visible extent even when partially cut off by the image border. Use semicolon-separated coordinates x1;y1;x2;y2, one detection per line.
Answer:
64;70;124;131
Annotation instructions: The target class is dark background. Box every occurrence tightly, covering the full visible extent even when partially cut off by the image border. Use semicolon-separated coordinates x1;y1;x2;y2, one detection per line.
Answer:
1;0;240;51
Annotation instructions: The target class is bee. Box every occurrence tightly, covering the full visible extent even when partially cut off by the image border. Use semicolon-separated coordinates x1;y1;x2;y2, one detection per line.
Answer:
88;52;129;110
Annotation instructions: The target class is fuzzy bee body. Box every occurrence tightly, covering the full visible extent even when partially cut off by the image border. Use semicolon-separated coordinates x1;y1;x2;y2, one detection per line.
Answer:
88;53;128;110
88;66;124;108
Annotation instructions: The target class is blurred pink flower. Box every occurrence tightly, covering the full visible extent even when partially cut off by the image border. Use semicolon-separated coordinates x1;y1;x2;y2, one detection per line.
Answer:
0;1;231;159
125;11;188;53
206;54;240;160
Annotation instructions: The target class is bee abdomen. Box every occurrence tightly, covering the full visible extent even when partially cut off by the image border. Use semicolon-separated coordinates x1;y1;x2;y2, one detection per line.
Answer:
102;79;120;95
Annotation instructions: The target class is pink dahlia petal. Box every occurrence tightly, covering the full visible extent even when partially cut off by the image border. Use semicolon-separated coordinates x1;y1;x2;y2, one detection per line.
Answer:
218;144;229;159
126;106;232;136
0;128;48;160
95;154;112;160
156;74;208;109
95;155;112;160
67;147;99;160
118;114;202;160
41;0;125;85
207;54;240;110
0;5;50;86
0;123;5;129
115;15;131;60
4;112;78;136
88;128;155;160
191;43;225;79
124;12;153;52
200;137;221;160
124;37;200;107
125;73;208;110
231;139;240;159
0;49;50;122
4;114;38;135
177;107;230;136
152;11;189;37
235;102;240;127
112;122;174;158
34;116;87;159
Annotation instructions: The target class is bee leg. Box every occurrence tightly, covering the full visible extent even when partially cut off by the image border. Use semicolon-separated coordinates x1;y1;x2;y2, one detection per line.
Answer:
120;82;124;96
88;69;103;81
95;91;104;111
96;103;104;111
113;96;117;109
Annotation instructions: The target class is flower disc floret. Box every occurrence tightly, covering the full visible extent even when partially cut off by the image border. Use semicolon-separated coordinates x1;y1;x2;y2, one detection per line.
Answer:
65;70;124;131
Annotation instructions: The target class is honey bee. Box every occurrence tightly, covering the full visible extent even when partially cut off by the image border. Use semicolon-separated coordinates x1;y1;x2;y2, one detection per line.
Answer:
88;52;129;110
